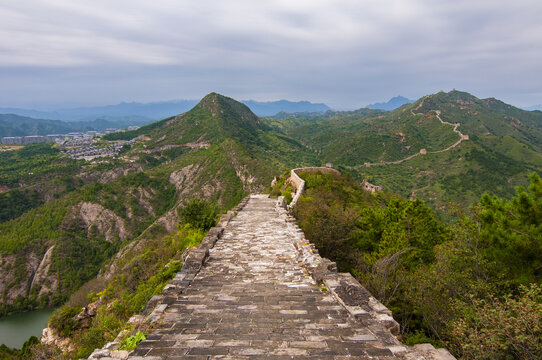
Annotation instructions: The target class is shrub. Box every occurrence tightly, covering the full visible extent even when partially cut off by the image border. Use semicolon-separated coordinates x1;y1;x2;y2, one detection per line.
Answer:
49;306;81;337
120;332;146;351
447;284;542;360
282;190;293;204
179;198;218;230
269;187;282;198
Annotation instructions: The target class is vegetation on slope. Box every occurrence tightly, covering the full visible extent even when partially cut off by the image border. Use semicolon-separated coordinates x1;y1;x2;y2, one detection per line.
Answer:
0;169;179;316
0;91;319;343
3;90;542;359
268;90;542;214
0;114;147;137
351;137;541;214
0;143;80;189
36;200;214;359
275;170;541;359
265;105;459;166
419;90;542;149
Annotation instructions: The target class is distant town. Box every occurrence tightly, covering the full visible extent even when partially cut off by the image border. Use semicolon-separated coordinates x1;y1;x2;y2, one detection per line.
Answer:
0;126;139;145
0;126;139;160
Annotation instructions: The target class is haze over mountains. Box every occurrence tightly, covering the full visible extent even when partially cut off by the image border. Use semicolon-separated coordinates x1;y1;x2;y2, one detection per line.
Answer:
0;99;332;122
1;89;541;358
525;104;542;111
366;96;413;110
0;96;435;137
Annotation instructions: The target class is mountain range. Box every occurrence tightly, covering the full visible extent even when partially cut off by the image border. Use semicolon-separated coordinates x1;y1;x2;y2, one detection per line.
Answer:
366;96;413;110
0;99;331;124
264;90;542;212
0;99;333;137
525;104;542;111
0;114;151;137
0;90;541;357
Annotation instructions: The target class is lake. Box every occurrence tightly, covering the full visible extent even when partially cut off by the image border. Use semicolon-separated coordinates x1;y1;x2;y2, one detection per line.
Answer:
0;308;55;349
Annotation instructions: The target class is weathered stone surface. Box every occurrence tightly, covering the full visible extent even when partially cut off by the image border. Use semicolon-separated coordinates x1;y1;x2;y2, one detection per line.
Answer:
125;195;452;359
334;284;373;306
89;348;111;358
87;194;455;360
110;350;130;359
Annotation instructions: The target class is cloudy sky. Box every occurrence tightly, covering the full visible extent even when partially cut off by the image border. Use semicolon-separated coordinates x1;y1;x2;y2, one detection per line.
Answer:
1;0;541;109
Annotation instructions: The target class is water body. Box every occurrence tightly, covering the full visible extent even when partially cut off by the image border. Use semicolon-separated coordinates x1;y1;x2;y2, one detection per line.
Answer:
0;308;55;349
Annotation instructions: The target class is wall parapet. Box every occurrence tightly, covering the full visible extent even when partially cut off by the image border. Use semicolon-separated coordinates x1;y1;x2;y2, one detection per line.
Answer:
287;167;340;209
275;198;456;360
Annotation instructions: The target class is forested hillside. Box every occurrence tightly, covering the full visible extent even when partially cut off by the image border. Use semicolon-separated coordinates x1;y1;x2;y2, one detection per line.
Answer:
0;114;151;137
1;90;541;359
271;170;541;359
265;90;542;214
0;93;317;319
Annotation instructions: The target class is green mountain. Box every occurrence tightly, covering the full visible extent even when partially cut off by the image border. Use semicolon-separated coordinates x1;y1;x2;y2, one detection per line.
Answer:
0;93;318;318
0;114;77;137
265;90;542;213
1;90;542;358
0;114;151;137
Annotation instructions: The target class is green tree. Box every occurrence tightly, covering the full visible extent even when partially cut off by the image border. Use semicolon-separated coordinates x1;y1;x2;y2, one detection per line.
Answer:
353;198;450;268
179;198;218;230
477;172;542;286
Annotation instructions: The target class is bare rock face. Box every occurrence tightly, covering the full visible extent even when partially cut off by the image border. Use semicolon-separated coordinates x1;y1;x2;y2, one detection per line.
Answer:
78;164;143;184
41;326;75;353
234;164;257;191
30;245;58;298
155;207;180;233
74;300;102;330
169;164;200;193
0;252;41;304
135;188;155;217
79;202;128;242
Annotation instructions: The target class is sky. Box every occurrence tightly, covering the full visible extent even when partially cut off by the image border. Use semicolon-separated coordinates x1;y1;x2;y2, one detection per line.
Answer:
1;0;541;109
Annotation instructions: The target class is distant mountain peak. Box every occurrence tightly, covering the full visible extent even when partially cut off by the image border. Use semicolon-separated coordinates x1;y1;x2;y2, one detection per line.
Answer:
241;99;330;116
526;104;542;111
367;96;413;111
198;92;238;111
197;92;224;113
196;92;262;126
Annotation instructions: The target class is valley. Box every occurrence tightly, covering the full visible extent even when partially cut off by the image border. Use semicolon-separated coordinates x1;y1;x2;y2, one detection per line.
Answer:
0;90;540;359
264;90;542;213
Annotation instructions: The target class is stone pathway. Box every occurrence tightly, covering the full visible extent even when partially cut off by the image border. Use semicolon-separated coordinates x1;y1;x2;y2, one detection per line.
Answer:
126;195;446;359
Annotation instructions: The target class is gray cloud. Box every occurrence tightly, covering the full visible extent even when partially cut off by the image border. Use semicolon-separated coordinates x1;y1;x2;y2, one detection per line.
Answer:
0;0;541;109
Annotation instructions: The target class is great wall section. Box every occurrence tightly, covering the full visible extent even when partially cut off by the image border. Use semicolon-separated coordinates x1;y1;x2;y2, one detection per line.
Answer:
354;102;469;169
86;168;455;360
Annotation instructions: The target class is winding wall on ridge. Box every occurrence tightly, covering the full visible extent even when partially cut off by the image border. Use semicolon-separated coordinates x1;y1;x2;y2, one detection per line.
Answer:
288;167;340;208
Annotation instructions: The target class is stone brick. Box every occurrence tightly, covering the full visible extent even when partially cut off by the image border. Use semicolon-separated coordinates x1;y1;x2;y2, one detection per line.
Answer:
121;195;454;360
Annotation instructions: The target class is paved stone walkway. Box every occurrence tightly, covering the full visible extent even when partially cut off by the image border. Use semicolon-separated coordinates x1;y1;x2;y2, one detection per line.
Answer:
127;195;412;359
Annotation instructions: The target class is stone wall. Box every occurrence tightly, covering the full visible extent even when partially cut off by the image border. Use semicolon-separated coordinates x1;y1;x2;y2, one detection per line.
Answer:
361;179;384;193
277;197;456;360
288;167;340;208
